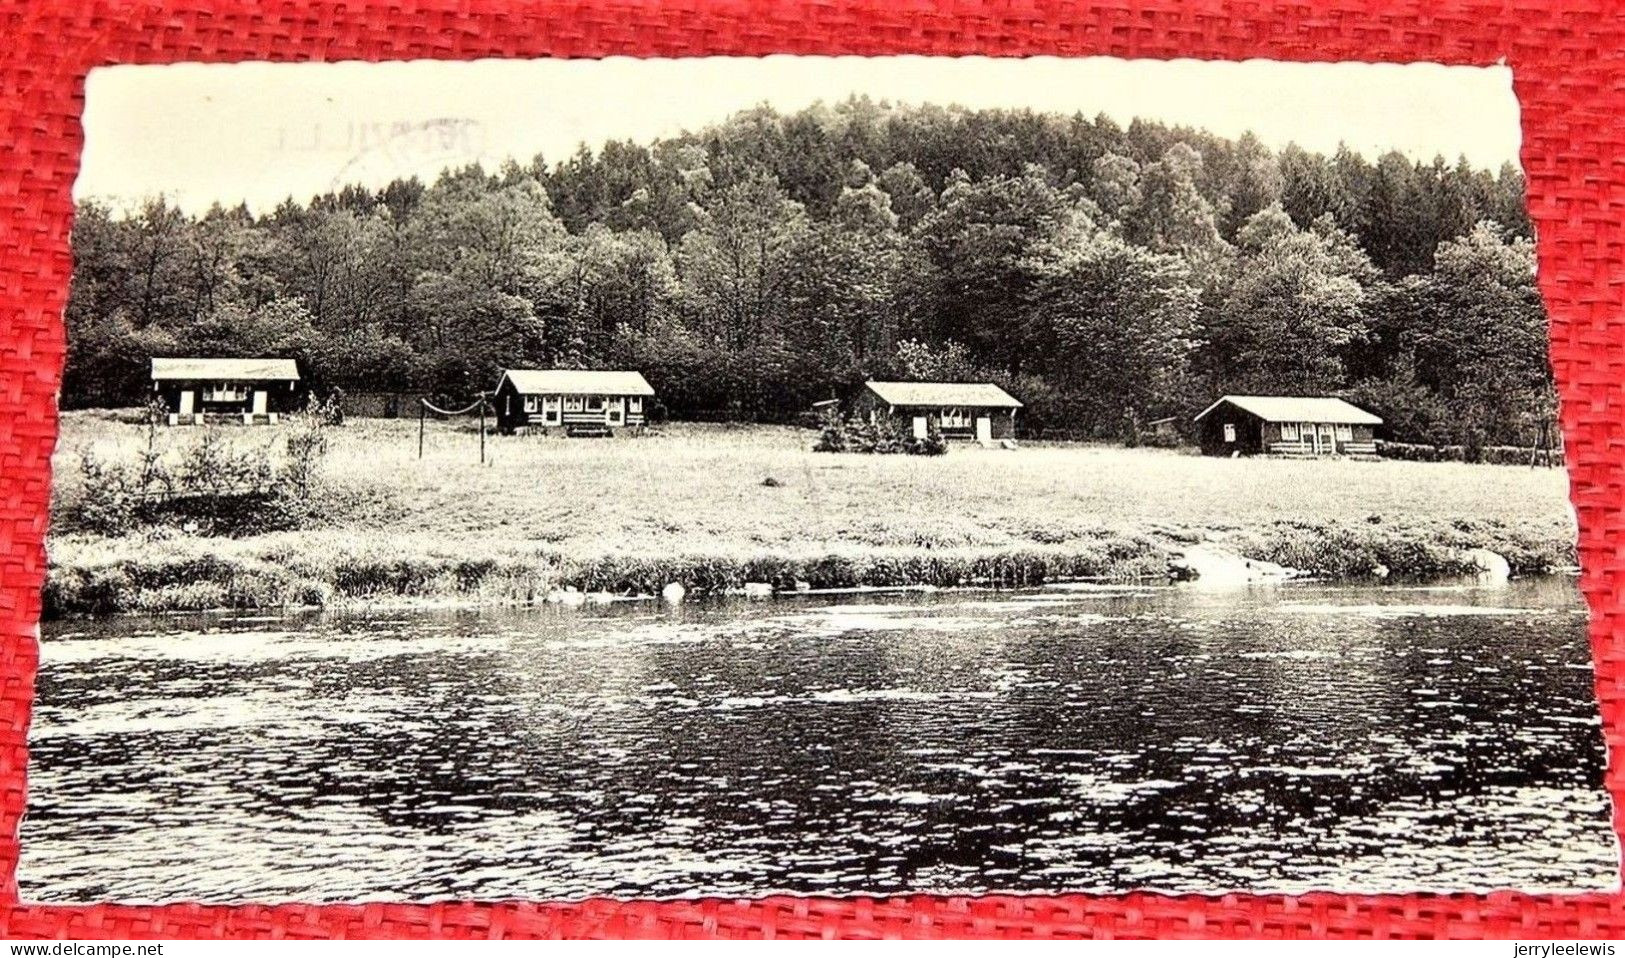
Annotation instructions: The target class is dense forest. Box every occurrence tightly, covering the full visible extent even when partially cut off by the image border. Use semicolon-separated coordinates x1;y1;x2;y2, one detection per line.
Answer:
65;97;1553;446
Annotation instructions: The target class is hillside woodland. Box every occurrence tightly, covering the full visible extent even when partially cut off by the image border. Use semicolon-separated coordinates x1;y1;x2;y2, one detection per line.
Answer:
65;99;1551;447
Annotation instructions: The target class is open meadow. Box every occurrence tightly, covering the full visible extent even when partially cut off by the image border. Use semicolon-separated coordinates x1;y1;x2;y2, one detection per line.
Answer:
45;411;1580;615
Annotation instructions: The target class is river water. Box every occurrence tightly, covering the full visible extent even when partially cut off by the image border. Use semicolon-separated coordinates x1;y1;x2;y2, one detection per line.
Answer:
19;578;1619;902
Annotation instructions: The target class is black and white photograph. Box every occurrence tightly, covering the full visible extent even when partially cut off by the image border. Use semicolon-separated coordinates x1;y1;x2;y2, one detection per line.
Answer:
26;54;1618;901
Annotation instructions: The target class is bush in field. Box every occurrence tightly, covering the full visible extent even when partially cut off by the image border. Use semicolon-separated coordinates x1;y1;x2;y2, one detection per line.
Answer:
307;390;346;426
62;409;177;535
61;416;336;537
281;414;330;496
68;451;142;536
813;410;848;452
906;428;948;456
179;428;275;498
164;428;285;535
813;412;946;455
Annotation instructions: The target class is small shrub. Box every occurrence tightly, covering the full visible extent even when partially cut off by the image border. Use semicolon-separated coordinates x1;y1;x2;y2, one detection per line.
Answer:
68;451;142;535
281;413;330;498
60;408;339;538
178;428;271;496
813;411;848;452
309;390;346;426
1141;424;1184;448
813;413;948;456
905;427;948;456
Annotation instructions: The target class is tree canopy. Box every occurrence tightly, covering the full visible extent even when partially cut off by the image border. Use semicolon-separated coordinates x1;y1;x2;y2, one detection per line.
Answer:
66;98;1551;445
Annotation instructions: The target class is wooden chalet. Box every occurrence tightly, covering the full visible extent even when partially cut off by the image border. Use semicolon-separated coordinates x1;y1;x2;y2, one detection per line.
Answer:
493;369;656;436
151;357;302;426
1194;395;1382;457
855;380;1023;443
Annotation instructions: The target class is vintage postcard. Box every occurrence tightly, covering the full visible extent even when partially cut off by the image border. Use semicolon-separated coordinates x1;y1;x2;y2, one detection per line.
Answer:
25;55;1616;901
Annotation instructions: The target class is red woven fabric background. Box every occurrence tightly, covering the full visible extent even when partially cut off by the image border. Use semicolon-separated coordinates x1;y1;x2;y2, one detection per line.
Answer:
1;0;1623;939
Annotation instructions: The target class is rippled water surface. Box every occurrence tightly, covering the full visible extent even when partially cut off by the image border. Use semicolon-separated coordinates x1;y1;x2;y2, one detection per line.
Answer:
20;578;1619;901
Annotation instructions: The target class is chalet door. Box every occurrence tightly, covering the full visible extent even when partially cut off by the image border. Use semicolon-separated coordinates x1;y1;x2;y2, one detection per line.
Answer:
542;397;561;426
607;397;625;426
178;390;194;415
1317;423;1335;454
912;416;928;439
252;389;268;416
976;416;992;442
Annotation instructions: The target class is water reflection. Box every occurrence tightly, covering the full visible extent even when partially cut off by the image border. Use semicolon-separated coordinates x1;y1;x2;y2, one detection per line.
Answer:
20;578;1618;901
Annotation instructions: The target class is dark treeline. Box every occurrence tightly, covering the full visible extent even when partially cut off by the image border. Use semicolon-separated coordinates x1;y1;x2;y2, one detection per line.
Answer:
66;97;1553;446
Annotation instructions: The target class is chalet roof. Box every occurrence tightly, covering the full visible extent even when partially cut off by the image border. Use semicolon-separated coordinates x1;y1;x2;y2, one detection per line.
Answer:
150;357;300;381
1194;395;1383;425
864;380;1023;409
499;369;655;396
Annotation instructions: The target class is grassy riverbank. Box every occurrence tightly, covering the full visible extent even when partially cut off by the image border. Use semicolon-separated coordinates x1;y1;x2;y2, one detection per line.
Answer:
45;413;1579;616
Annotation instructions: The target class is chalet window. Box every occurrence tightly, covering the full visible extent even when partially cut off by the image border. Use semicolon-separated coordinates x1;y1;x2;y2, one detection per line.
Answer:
629;397;643;413
523;396;538;413
565;396;584;412
1223;423;1236;443
1281;423;1299;441
586;396;605;411
206;382;248;402
941;407;970;427
1335;424;1353;441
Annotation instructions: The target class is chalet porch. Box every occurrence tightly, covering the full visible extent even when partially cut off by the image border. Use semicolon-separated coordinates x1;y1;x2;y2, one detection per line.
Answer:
163;384;287;425
1264;421;1378;458
166;410;284;427
1266;438;1380;458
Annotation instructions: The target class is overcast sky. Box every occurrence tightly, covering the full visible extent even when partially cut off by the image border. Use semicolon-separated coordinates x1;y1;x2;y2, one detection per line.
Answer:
77;55;1521;215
